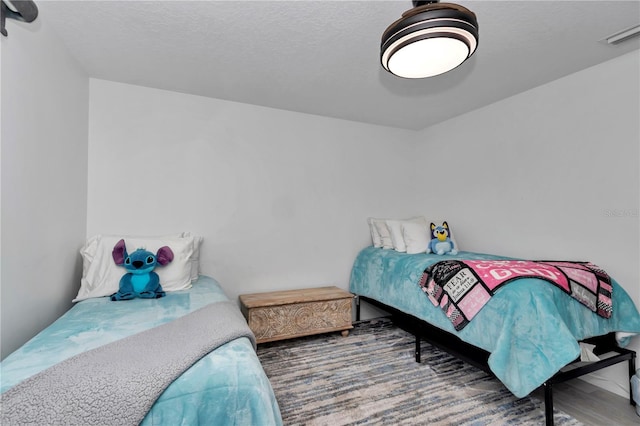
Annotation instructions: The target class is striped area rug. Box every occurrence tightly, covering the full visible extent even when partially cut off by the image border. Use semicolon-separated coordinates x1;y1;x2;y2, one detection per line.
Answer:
257;317;583;426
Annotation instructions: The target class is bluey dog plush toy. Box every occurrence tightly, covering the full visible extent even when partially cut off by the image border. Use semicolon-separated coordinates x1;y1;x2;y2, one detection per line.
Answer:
110;239;174;301
427;221;458;255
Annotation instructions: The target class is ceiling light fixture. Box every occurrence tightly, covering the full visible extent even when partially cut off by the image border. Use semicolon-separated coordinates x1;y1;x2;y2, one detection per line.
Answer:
381;1;479;79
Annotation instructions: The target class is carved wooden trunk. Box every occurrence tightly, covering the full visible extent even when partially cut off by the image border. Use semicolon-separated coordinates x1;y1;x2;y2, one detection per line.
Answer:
239;286;353;344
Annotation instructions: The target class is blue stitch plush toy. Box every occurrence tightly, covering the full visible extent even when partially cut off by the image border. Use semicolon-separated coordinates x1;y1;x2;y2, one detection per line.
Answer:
110;239;174;301
427;221;458;255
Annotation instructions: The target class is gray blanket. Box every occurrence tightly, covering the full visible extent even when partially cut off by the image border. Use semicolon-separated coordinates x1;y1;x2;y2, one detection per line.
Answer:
0;301;256;425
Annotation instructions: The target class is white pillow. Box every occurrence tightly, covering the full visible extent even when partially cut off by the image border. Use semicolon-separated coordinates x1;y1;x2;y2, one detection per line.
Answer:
372;219;393;249
367;218;383;248
402;221;430;254
75;233;199;302
386;217;427;252
181;231;203;281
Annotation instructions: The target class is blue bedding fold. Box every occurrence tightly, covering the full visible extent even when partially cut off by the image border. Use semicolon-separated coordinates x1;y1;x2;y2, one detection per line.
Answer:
1;276;282;426
349;247;640;397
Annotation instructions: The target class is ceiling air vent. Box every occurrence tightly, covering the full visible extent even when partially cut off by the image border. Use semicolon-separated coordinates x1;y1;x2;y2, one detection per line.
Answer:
603;24;640;45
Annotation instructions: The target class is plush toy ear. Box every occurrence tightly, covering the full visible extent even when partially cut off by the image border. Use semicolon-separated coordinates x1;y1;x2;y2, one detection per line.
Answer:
156;246;174;266
442;221;449;230
430;223;436;231
112;239;127;265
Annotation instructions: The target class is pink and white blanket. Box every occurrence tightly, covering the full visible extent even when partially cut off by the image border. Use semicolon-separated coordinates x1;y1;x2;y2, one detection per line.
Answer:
419;259;612;331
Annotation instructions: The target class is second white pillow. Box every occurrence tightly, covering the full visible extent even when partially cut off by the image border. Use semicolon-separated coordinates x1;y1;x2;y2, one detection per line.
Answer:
386;217;427;252
402;221;430;254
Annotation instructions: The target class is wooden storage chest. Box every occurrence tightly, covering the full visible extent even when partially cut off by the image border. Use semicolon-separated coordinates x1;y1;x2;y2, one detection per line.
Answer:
239;286;353;344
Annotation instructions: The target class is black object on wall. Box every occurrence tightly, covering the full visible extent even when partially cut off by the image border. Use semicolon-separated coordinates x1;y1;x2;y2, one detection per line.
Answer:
1;0;38;36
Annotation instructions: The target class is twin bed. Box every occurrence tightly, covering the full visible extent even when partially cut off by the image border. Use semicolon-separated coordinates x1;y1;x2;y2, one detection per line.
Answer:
350;246;640;425
1;276;282;425
1;233;283;425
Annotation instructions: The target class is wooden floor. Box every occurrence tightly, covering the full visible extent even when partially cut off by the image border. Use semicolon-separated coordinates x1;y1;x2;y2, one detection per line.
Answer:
532;379;639;425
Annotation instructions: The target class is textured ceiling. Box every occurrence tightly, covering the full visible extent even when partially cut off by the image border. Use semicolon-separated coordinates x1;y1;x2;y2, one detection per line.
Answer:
35;1;640;130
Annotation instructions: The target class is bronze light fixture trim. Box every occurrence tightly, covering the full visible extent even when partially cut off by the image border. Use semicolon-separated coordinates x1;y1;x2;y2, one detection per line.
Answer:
1;0;38;36
381;1;479;78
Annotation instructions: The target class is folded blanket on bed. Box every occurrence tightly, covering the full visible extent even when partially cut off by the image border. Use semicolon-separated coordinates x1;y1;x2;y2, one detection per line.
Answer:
0;301;255;426
419;259;612;331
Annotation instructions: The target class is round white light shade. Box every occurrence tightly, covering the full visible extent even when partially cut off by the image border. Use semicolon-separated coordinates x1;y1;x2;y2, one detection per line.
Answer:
387;35;470;78
381;3;479;79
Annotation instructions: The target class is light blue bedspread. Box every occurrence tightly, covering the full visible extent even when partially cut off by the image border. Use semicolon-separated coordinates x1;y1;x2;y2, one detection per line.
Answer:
1;276;283;426
349;247;640;398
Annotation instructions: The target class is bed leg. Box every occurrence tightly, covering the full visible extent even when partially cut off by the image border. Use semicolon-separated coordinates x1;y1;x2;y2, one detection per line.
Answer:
629;353;637;406
544;383;554;426
415;336;421;363
355;295;361;322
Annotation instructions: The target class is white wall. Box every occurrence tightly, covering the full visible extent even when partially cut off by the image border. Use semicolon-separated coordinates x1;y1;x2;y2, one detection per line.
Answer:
87;79;418;305
0;19;89;359
414;50;640;397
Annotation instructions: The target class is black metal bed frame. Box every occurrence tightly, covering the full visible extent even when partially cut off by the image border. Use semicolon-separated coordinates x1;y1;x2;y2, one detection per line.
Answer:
355;295;636;426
